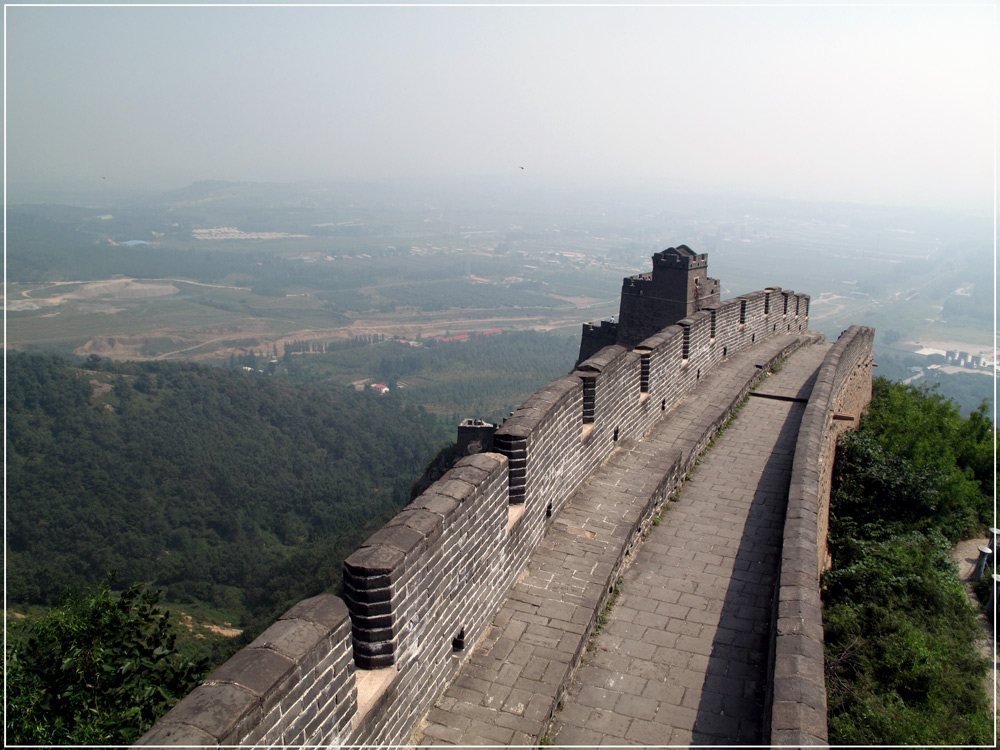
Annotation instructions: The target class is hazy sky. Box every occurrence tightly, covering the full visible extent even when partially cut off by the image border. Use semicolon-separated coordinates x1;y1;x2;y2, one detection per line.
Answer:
4;2;997;212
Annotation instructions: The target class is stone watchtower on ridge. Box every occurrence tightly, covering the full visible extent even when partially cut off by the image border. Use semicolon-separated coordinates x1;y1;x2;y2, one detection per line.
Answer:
578;244;720;363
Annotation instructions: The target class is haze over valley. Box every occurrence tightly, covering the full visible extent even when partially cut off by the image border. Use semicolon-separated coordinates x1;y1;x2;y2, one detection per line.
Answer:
4;9;997;745
6;178;994;416
4;0;995;691
8;3;993;416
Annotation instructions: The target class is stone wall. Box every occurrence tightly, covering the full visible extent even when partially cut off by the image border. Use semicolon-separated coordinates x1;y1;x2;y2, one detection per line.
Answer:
137;288;811;748
346;452;514;744
137;594;356;746
767;325;874;747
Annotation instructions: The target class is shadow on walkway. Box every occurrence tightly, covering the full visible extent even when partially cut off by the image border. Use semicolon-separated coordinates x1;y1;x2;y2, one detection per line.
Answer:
692;400;806;744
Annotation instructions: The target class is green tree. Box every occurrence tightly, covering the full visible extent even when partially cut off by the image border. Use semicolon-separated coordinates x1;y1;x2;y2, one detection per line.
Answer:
831;379;992;546
6;574;207;745
824;377;994;745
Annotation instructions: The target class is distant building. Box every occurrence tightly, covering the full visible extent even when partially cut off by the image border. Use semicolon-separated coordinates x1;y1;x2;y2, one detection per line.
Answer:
370;384;389;394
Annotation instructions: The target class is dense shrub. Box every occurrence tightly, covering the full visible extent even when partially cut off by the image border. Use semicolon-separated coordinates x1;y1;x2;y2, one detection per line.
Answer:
7;575;206;745
824;377;993;745
830;378;992;550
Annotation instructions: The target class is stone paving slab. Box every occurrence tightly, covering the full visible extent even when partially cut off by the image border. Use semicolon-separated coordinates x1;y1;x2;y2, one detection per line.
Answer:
412;336;825;746
549;342;831;746
753;344;826;401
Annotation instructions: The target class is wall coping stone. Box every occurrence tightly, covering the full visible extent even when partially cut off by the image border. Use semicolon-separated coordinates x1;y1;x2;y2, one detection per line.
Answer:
432;477;481;502
778;586;823;612
453;451;504;472
499;377;581;436
134;720;218;746
412;492;462;522
362;525;427;564
637;324;683;350
677;308;711;327
576;345;627;372
529;381;580;406
247;618;330;664
143;682;260;745
496;418;532;437
280;593;350;627
443;464;491;486
344;545;405;579
386;508;445;547
209;647;297;705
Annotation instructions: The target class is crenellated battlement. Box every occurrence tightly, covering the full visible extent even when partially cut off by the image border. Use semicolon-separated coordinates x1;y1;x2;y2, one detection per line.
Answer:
137;249;827;748
582;244;723;358
653;246;707;269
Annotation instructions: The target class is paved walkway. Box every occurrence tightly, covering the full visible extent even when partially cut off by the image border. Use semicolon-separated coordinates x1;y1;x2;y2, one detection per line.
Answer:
549;342;829;745
414;336;829;746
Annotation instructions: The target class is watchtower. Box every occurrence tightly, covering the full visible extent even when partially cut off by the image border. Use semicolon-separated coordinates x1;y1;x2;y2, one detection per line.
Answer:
617;245;720;348
578;245;720;362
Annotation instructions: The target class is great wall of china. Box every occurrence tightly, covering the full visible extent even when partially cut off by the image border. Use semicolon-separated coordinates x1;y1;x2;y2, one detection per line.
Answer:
137;246;874;747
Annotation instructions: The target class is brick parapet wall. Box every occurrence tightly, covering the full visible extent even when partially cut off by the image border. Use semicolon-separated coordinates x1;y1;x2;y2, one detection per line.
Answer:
347;452;512;745
136;594;356;747
344;452;509;671
138;288;812;748
767;325;874;748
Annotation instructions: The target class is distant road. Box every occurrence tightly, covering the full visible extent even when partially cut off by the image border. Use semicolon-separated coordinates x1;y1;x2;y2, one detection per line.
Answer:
16;277;251;298
11;276;250;299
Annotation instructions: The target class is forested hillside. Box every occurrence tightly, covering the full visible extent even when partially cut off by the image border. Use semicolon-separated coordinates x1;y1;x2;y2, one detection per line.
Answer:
6;352;450;631
823;378;994;745
277;330;581;425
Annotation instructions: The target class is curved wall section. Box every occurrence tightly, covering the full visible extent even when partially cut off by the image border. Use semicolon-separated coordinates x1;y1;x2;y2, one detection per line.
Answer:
138;288;811;748
767;325;874;747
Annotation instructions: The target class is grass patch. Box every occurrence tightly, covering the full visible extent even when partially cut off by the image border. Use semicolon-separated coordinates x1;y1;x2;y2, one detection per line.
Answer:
593;577;623;637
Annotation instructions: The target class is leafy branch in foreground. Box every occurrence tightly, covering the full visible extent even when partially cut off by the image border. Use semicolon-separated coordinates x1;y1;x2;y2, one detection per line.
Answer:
6;574;207;745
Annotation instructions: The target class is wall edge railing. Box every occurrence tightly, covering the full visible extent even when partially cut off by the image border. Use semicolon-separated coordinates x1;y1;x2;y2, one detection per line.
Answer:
766;325;874;747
